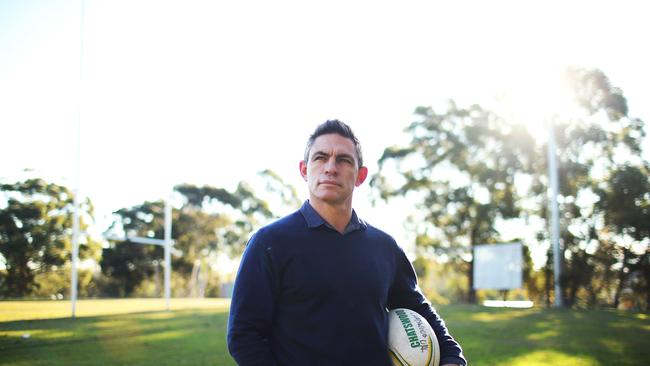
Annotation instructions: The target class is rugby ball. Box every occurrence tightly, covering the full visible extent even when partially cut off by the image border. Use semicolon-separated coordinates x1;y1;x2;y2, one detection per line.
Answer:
387;308;440;366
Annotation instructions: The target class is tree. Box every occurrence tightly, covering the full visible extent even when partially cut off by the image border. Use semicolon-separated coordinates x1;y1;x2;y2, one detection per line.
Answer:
257;169;302;213
0;178;97;297
594;164;650;310
101;196;236;297
372;101;536;303
371;66;649;308
536;67;648;307
100;171;297;297
100;200;167;297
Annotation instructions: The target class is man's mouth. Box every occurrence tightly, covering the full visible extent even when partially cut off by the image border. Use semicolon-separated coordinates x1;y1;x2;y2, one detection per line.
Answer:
319;180;340;187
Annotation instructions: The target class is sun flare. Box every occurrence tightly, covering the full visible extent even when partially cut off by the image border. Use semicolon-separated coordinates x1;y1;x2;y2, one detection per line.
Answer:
493;66;577;139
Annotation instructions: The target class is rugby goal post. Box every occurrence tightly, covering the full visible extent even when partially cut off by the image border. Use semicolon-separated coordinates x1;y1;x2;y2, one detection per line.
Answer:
69;0;175;317
104;199;174;310
106;198;174;307
71;198;174;318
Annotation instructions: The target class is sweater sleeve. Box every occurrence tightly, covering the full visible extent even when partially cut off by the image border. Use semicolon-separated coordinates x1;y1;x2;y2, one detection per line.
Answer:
227;230;279;366
387;245;467;366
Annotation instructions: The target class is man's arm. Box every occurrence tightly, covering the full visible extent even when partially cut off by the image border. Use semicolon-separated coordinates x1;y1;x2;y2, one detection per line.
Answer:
387;245;467;366
227;231;278;366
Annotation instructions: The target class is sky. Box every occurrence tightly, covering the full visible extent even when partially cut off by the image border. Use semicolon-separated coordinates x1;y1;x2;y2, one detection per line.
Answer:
1;0;649;264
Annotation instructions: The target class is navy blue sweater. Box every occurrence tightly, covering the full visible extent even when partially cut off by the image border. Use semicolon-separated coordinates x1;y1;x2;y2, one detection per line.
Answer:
227;201;466;366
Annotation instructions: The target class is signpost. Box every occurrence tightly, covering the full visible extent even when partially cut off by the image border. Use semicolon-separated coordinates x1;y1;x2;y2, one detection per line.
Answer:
473;242;523;291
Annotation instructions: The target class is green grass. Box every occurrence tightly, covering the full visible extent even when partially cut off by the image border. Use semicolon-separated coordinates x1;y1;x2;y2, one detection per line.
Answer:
0;298;230;322
1;300;649;365
443;305;650;366
0;299;234;366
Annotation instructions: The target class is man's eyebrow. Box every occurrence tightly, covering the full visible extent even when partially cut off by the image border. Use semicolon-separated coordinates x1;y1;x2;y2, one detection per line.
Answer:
311;150;355;160
310;150;328;159
336;153;355;160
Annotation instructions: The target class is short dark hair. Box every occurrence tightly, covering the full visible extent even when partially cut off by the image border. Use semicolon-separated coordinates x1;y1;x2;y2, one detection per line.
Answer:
304;120;363;168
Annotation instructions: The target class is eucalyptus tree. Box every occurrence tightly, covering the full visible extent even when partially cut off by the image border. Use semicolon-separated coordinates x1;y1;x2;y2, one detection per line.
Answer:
100;200;169;296
372;67;648;307
535;67;648;307
371;101;536;302
0;178;97;297
592;163;650;310
100;170;297;297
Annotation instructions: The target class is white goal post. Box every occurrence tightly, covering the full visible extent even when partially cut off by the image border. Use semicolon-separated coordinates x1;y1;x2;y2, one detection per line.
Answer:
71;198;174;317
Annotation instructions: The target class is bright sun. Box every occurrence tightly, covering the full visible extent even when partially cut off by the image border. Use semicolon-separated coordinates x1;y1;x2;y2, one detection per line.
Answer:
494;66;577;139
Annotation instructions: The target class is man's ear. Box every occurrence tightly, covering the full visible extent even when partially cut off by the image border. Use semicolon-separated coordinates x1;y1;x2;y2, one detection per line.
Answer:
355;166;368;187
299;160;308;181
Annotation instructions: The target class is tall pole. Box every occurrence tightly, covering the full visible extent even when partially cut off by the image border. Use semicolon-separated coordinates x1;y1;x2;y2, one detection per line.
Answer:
71;0;86;319
547;118;563;307
71;146;80;319
164;196;172;311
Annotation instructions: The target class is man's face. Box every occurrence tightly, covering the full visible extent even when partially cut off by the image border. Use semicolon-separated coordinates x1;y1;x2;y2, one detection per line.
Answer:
300;133;368;207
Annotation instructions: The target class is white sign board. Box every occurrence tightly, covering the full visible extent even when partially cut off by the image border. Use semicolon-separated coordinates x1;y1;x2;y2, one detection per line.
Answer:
473;242;523;290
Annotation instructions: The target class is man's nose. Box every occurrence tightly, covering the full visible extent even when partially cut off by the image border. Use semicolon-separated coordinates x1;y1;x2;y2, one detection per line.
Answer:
324;157;337;173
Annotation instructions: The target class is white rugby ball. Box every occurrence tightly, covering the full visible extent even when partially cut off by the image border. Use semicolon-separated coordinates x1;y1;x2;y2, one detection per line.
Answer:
387;308;440;366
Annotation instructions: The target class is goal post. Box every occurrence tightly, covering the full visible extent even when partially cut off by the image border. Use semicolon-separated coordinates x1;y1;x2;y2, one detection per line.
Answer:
71;198;174;317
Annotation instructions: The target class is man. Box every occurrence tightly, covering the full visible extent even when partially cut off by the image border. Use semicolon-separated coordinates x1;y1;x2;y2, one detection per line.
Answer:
227;120;466;366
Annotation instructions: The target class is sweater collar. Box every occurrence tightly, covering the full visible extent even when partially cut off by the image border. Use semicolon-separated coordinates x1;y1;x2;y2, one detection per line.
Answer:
299;200;367;234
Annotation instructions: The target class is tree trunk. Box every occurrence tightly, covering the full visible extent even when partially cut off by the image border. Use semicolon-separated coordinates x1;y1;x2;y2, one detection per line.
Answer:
613;248;630;309
468;254;476;303
468;225;478;304
566;279;579;308
545;249;552;307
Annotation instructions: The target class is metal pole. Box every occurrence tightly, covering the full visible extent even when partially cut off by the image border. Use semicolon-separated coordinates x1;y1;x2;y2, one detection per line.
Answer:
164;196;172;311
71;0;86;319
71;173;80;319
547;119;563;307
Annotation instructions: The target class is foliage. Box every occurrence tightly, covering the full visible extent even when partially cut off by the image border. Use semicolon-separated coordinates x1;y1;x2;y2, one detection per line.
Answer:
372;67;649;309
31;267;97;299
412;255;463;305
0;179;99;298
592;164;650;309
100;171;298;298
372;101;536;302
540;67;648;309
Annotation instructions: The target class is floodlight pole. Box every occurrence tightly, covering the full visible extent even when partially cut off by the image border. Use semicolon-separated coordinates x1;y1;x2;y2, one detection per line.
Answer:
547;118;563;308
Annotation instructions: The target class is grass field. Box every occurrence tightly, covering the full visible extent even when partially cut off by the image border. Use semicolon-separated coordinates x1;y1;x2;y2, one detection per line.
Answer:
1;299;649;365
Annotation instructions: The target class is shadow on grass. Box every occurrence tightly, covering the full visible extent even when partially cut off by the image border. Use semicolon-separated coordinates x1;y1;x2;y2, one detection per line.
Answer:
3;304;648;366
439;305;650;366
0;308;235;366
